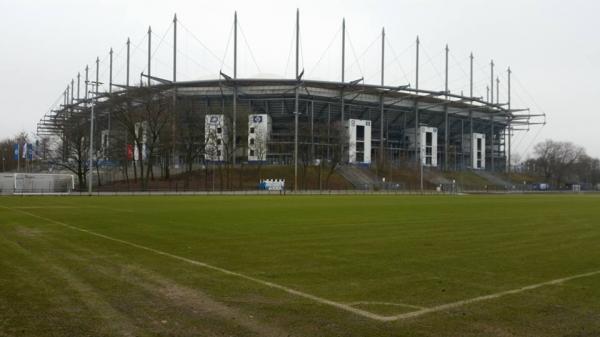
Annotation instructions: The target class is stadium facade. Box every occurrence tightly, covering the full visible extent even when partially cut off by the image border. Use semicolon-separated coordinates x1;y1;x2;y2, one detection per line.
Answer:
36;11;543;189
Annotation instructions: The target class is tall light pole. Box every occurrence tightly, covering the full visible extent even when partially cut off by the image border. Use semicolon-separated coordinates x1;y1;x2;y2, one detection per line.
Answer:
444;44;449;171
294;9;300;191
147;26;152;86
415;36;423;192
88;57;100;195
88;95;95;195
108;48;113;136
379;27;385;166
340;18;346;162
469;53;474;169
490;60;495;171
507;67;512;174
233;11;238;166
126;38;131;87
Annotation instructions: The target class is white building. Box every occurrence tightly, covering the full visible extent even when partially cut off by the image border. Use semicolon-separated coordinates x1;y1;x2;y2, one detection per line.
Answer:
248;114;271;161
205;114;228;162
462;133;486;169
346;119;371;164
406;126;438;167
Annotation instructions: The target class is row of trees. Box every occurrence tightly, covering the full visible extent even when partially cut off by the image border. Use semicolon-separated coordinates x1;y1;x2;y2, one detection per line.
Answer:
522;140;600;188
0;132;30;172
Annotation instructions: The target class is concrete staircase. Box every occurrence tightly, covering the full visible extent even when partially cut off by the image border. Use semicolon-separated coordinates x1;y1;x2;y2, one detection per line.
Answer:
336;165;380;190
473;170;512;188
424;169;452;186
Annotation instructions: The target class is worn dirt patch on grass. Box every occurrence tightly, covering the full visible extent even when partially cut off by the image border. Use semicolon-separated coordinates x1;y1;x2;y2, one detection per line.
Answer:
120;264;291;337
13;226;44;238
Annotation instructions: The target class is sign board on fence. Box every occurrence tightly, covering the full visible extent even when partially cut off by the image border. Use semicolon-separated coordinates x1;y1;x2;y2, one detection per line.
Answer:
259;179;285;191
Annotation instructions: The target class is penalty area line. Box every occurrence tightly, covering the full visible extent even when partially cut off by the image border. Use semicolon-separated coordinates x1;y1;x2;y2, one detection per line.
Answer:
384;270;600;321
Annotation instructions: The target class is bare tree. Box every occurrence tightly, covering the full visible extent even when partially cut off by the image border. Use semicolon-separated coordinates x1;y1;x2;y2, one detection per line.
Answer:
532;139;586;187
321;121;344;189
109;87;173;190
177;97;205;187
251;127;269;182
0;132;32;172
50;115;89;189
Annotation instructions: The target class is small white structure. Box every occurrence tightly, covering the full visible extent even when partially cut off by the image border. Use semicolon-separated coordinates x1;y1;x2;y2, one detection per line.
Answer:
260;179;285;191
205;114;228;162
248;114;271;161
1;173;75;195
0;174;14;195
346;119;371;164
406;126;438;167
462;133;486;169
134;121;148;161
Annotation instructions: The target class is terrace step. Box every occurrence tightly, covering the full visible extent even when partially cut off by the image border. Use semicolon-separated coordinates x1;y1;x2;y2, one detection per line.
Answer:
472;170;511;188
336;165;380;190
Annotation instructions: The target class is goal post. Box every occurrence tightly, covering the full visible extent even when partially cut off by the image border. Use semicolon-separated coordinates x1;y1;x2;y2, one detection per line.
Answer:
6;173;75;195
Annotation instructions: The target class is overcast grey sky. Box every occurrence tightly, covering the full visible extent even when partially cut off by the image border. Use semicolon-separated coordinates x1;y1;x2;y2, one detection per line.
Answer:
1;0;598;158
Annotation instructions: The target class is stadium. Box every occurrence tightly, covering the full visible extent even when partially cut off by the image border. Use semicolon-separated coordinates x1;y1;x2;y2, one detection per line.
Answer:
32;11;543;192
2;5;600;337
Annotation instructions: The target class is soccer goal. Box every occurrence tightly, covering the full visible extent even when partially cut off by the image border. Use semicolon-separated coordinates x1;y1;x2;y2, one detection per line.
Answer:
1;173;76;195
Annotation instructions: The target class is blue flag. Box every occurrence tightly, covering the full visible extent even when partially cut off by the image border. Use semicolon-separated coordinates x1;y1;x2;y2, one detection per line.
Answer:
13;143;19;160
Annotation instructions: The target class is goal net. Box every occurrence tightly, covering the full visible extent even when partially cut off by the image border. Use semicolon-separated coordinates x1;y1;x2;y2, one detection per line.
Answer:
0;173;75;195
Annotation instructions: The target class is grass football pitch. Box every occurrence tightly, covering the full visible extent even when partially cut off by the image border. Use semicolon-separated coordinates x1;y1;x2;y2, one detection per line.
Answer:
1;194;599;336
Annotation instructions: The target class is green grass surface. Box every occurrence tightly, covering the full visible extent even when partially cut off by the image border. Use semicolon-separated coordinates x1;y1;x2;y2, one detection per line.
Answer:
1;194;599;336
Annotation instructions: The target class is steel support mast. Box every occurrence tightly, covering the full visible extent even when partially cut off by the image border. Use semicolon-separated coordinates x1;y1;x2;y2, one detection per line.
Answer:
444;44;449;170
379;28;385;166
233;12;238;166
294;9;300;191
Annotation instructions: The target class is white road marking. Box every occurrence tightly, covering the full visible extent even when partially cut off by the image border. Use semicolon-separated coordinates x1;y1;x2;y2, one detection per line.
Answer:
3;204;600;322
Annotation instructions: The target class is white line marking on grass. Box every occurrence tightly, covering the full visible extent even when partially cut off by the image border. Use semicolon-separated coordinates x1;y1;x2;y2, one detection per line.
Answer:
386;269;600;321
348;301;426;310
1;206;388;321
4;205;600;322
12;206;77;209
